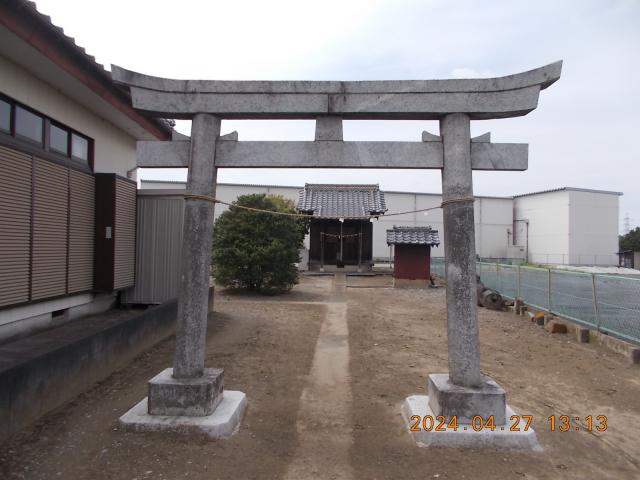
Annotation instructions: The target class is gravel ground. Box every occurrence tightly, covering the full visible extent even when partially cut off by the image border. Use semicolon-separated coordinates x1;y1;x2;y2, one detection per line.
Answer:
1;274;639;480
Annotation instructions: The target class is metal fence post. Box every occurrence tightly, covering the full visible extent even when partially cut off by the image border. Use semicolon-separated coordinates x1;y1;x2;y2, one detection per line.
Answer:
591;273;600;331
517;265;521;300
547;268;552;312
496;263;500;291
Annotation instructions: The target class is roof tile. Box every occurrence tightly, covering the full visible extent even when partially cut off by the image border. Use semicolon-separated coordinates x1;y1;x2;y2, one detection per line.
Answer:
297;184;387;219
386;226;440;246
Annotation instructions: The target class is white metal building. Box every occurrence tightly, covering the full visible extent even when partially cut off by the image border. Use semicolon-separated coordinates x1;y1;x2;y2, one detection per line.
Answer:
140;181;621;266
513;188;621;265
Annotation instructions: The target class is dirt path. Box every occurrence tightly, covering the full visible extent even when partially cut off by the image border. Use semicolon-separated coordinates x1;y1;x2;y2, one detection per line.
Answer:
285;274;354;479
2;274;640;479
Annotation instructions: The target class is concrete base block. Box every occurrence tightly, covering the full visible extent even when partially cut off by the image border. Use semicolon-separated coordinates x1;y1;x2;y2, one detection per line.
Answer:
402;395;542;451
119;390;247;439
428;373;506;425
148;368;224;416
575;327;590;343
545;320;567;334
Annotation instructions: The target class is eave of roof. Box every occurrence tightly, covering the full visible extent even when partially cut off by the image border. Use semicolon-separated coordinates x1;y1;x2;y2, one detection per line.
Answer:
386;226;440;246
297;183;387;219
0;0;171;140
513;187;623;198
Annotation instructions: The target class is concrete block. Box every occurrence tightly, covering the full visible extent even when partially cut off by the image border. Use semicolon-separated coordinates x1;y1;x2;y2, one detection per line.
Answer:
576;327;590;343
514;299;524;315
545;320;567;334
533;312;545;325
546;321;567;334
120;390;247;439
402;395;541;451
592;332;640;365
427;374;506;425
148;368;224;416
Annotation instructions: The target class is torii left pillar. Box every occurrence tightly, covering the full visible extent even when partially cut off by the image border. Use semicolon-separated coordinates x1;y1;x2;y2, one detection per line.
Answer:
120;114;247;436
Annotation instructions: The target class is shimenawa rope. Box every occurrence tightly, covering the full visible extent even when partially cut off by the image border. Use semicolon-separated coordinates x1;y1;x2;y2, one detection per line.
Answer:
183;193;474;220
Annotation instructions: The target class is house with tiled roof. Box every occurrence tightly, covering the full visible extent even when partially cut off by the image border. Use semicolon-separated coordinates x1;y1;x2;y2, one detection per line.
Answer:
297;184;387;270
0;0;173;343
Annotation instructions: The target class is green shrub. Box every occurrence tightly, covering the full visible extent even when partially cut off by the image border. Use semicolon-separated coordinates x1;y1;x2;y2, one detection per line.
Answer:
212;194;308;294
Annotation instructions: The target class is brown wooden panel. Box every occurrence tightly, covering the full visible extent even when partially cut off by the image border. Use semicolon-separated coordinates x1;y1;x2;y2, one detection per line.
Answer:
0;146;32;307
68;170;95;293
113;177;136;289
31;158;68;300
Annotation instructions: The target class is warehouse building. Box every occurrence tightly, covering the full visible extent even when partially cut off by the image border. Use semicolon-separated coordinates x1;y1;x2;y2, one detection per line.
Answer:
140;180;621;269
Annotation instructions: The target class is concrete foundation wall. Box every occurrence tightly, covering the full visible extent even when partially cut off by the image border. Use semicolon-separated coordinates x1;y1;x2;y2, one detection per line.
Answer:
0;295;197;443
0;293;116;345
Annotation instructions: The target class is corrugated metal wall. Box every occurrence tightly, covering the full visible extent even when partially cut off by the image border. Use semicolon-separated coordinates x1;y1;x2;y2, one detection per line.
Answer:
0;146;32;307
123;194;184;304
113;178;136;290
0;144;96;308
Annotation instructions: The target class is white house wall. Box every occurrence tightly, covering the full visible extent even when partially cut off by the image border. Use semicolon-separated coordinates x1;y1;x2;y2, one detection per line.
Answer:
0;55;137;177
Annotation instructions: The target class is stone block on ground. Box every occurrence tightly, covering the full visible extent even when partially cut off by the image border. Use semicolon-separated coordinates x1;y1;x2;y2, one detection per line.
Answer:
545;320;567;334
576;327;590;343
514;299;524;315
148;368;224;416
427;373;506;425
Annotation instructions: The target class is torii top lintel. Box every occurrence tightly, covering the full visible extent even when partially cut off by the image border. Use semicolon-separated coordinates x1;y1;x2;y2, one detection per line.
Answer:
110;61;562;120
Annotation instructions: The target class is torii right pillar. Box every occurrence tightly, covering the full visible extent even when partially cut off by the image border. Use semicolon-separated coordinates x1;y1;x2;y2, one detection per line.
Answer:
425;112;512;426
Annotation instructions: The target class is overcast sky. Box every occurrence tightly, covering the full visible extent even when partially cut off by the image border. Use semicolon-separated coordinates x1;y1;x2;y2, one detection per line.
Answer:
35;0;640;232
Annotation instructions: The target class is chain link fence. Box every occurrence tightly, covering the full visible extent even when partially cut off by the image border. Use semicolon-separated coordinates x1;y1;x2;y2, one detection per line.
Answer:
430;258;640;345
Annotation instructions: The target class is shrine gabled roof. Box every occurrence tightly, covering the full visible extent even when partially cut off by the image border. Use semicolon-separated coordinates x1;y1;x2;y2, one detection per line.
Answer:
386;226;440;246
297;184;387;219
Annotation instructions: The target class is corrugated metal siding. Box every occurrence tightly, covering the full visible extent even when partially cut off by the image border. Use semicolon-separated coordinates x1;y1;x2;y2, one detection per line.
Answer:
68;170;95;293
123;196;184;304
113;178;136;289
31;158;69;300
0;146;32;307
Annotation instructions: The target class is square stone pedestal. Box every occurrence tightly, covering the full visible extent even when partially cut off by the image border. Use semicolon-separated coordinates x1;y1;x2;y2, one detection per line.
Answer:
402;373;540;450
148;368;224;416
119;367;246;439
428;373;506;425
120;390;247;439
402;395;541;451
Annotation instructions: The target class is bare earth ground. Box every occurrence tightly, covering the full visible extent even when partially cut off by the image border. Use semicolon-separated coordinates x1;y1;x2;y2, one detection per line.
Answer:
2;274;640;479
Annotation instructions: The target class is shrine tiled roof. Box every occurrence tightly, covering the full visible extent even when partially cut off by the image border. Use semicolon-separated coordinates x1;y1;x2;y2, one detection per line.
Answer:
297;184;387;219
386;226;440;246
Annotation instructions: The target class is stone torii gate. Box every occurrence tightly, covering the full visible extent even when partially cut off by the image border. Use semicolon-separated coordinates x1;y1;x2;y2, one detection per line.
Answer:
114;62;561;445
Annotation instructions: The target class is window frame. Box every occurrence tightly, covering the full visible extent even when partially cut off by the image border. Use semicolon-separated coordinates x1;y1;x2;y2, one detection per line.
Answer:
0;97;11;133
0;92;94;173
14;104;44;146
